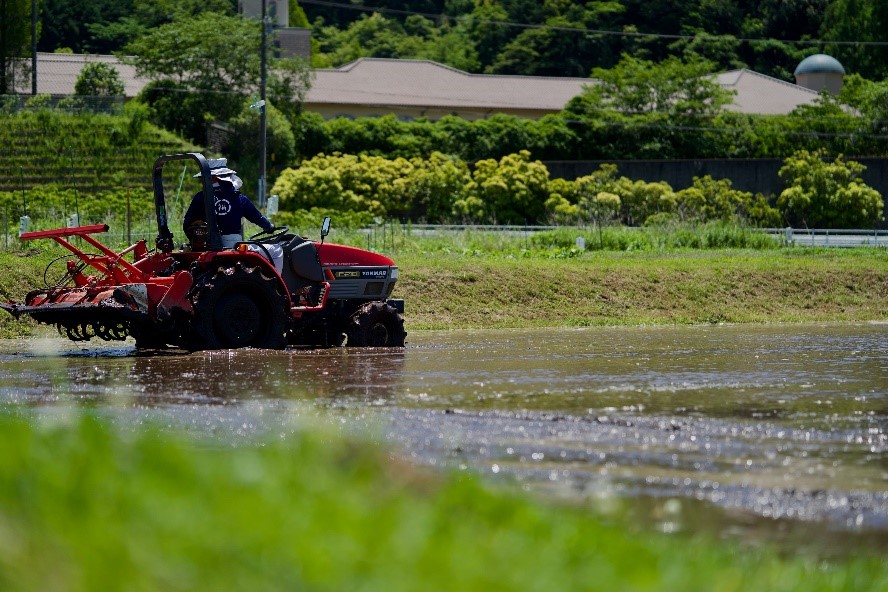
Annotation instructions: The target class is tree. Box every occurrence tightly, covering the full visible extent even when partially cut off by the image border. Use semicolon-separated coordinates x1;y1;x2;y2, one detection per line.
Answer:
563;54;734;159
39;0;129;53
0;0;33;94
124;11;311;144
74;62;124;96
266;57;314;122
837;74;888;139
484;3;625;76
137;79;227;145
821;0;888;81
228;101;296;185
311;13;410;68
289;0;310;27
777;149;885;228
37;0;237;53
584;54;733;117
310;12;479;72
124;13;260;93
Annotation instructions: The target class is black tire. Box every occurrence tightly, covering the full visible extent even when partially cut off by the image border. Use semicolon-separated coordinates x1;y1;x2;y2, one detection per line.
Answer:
131;323;168;349
191;264;288;350
346;302;406;347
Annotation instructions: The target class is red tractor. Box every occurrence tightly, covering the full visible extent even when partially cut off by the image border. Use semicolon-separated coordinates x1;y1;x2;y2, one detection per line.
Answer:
0;153;406;350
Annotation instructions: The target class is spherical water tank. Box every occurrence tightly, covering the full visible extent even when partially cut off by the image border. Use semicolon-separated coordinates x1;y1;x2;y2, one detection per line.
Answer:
794;54;845;94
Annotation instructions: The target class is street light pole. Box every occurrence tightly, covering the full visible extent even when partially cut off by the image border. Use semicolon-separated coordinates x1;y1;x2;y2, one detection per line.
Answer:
258;0;268;208
31;0;37;95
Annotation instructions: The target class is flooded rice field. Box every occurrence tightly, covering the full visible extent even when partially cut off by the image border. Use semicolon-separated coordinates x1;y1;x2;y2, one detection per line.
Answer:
0;323;885;556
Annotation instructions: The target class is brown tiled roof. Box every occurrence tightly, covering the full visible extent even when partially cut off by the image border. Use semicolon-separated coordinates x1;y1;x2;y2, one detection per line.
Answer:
305;58;593;113
716;69;820;115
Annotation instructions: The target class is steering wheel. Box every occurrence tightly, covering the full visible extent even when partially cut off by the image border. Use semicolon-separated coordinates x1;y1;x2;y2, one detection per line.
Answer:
249;225;289;242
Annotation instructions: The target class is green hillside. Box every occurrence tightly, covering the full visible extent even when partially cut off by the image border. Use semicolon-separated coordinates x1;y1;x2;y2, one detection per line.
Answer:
0;109;203;194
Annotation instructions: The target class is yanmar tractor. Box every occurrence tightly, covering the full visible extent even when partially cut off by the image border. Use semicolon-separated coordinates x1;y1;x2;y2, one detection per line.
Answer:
0;153;406;351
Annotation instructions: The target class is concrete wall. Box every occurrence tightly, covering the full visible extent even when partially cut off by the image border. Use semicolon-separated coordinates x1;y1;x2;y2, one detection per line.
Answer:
276;28;311;60
239;0;288;26
544;158;888;228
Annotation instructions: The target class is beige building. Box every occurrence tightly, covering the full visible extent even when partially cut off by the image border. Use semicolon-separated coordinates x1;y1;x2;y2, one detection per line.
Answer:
17;53;825;120
16;53;144;97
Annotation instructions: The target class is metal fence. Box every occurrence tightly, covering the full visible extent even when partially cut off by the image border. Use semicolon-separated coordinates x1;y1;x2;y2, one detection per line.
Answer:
1;223;886;255
396;224;888;248
771;227;888;248
0;94;126;115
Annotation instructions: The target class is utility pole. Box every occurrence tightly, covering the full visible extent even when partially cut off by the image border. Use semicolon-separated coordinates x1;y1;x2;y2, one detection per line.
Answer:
31;0;37;95
258;0;268;208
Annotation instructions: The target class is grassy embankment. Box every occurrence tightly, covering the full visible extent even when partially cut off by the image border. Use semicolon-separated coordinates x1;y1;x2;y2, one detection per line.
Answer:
0;236;886;337
0;416;885;592
397;248;888;329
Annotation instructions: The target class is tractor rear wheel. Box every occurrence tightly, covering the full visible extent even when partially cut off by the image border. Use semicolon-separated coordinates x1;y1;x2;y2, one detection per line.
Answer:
131;322;169;349
192;265;288;350
346;301;406;347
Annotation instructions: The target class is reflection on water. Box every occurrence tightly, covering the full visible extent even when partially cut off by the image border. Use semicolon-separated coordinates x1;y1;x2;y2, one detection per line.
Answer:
0;323;885;556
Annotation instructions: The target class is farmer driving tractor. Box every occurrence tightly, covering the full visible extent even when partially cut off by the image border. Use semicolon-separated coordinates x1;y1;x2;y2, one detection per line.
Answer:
183;158;273;250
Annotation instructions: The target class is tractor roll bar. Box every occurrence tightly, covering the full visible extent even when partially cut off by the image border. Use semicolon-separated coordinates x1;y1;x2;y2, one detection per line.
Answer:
152;153;222;251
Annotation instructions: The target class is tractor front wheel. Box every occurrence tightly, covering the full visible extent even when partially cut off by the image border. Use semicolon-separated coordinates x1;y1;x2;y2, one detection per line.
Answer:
192;265;288;350
346;302;406;347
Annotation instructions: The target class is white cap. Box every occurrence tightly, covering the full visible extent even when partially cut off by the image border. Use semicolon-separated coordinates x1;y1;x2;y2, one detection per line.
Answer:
194;158;237;178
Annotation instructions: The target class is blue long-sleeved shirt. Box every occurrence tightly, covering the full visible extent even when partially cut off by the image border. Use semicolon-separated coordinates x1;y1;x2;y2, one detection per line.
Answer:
183;182;272;236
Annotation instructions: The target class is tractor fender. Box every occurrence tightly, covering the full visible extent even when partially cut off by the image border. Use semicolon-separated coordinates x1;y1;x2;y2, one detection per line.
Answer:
196;251;293;308
285;237;325;283
156;271;194;321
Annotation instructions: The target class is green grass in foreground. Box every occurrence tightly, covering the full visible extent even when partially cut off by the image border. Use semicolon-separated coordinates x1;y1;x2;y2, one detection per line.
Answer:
0;416;885;592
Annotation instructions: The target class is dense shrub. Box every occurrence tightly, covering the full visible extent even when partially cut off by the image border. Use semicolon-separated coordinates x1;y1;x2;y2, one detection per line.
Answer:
545;166;783;227
460;151;550;223
674;175;781;227
272;153;415;217
74;63;125;97
285;96;882;166
778;149;885;228
299;113;579;162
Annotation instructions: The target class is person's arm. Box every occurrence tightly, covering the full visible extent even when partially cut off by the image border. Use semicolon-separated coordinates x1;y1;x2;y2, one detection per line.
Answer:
182;194;202;232
239;194;273;231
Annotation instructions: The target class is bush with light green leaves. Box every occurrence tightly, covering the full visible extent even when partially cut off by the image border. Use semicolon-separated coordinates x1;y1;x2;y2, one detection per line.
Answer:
778;149;885;228
457;150;550;224
272;151;473;222
543;164;676;226
272;153;416;218
675;175;781;227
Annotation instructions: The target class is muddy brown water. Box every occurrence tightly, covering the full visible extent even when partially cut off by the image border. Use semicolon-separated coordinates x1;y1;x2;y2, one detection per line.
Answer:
1;323;886;557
